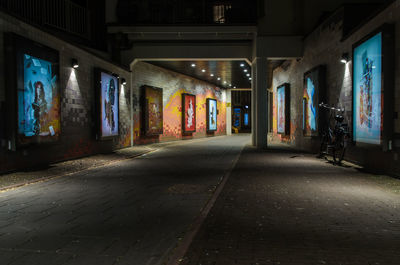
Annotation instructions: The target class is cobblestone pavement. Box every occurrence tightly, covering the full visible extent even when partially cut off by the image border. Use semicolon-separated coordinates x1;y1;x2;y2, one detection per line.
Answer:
0;135;249;265
182;147;400;265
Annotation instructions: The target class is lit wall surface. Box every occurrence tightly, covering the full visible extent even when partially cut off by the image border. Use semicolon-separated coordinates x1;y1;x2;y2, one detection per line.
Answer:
353;32;382;145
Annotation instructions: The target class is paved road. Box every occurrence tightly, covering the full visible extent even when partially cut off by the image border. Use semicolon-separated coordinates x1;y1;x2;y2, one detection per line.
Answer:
182;147;400;265
0;135;250;265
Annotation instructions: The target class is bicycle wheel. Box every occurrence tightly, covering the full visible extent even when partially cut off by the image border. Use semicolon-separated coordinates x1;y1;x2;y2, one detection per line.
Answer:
333;135;346;164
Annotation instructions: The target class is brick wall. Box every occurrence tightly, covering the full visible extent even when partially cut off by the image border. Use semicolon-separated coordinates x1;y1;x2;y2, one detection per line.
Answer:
131;62;227;144
0;11;131;173
271;0;400;174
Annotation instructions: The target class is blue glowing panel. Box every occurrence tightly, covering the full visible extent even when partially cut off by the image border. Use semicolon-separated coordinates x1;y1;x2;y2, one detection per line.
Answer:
277;86;285;134
207;99;217;131
101;72;119;137
233;107;241;127
18;54;60;143
353;32;382;145
244;113;249;126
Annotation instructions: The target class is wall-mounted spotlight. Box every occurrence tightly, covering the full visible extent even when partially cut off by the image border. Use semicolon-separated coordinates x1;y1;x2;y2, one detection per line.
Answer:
121;78;127;85
340;53;349;64
71;58;79;69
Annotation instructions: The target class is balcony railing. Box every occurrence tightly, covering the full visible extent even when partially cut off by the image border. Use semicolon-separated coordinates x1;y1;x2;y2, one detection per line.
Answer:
116;0;257;25
0;0;89;38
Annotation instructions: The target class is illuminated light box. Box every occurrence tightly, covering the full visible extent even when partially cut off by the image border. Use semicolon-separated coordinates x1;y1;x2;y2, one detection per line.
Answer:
303;66;326;137
352;24;394;149
244;113;249;126
142;85;163;136
5;33;60;149
95;69;119;139
277;83;290;135
206;98;217;132
182;93;196;133
233;107;241;128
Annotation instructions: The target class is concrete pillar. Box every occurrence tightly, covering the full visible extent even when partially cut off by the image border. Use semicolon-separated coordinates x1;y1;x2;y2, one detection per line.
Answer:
251;57;268;148
226;89;232;136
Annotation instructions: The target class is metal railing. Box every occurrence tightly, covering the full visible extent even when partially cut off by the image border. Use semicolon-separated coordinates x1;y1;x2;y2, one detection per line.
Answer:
0;0;89;38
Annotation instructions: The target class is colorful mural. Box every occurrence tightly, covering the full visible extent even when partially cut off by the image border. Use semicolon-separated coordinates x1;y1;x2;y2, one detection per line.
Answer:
18;53;60;145
100;72;119;138
353;32;382;145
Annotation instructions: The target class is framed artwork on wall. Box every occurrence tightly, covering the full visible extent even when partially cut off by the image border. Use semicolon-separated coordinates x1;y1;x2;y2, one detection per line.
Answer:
5;33;60;150
182;93;196;133
233;107;241;128
277;83;290;135
95;68;119;140
206;98;217;132
141;85;163;136
352;24;394;149
303;65;326;137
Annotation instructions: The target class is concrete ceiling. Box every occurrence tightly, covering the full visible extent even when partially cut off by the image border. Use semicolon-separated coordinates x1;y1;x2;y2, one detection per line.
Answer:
147;60;252;89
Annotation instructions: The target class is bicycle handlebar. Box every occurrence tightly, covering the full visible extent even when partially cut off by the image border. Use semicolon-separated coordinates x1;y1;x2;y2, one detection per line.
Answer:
318;102;344;112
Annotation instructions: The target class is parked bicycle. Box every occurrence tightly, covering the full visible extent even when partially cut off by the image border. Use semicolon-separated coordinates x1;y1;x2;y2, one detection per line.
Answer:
318;102;349;164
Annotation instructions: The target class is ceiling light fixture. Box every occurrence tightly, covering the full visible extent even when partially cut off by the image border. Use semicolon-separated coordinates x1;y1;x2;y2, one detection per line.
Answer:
249;77;252;80
210;74;214;77
202;69;206;72
244;69;248;73
240;63;244;67
217;77;221;80
246;73;250;77
191;63;196;67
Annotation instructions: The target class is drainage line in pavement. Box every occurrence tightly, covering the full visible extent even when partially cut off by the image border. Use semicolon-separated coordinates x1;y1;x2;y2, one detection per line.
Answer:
165;144;246;265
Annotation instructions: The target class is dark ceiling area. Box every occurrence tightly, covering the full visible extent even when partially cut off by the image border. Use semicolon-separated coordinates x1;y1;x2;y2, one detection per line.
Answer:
146;60;252;89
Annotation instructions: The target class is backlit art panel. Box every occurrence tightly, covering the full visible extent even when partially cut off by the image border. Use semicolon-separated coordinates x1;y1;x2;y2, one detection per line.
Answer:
182;93;196;133
233;107;241;128
18;53;60;145
143;86;163;135
277;85;285;134
207;98;217;132
353;32;382;145
100;72;119;138
303;66;325;137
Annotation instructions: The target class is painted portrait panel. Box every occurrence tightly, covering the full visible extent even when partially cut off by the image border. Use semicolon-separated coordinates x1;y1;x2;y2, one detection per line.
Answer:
10;35;61;147
182;93;196;133
143;86;163;136
100;72;119;138
303;66;325;137
207;98;217;132
353;32;382;145
277;85;285;134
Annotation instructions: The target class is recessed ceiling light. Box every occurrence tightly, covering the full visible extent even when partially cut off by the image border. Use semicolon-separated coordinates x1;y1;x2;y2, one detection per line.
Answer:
191;63;196;67
210;73;214;77
202;69;206;72
217;77;221;80
233;86;236;89
240;63;244;67
223;81;227;84
249;77;252;80
246;73;250;77
244;69;248;73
